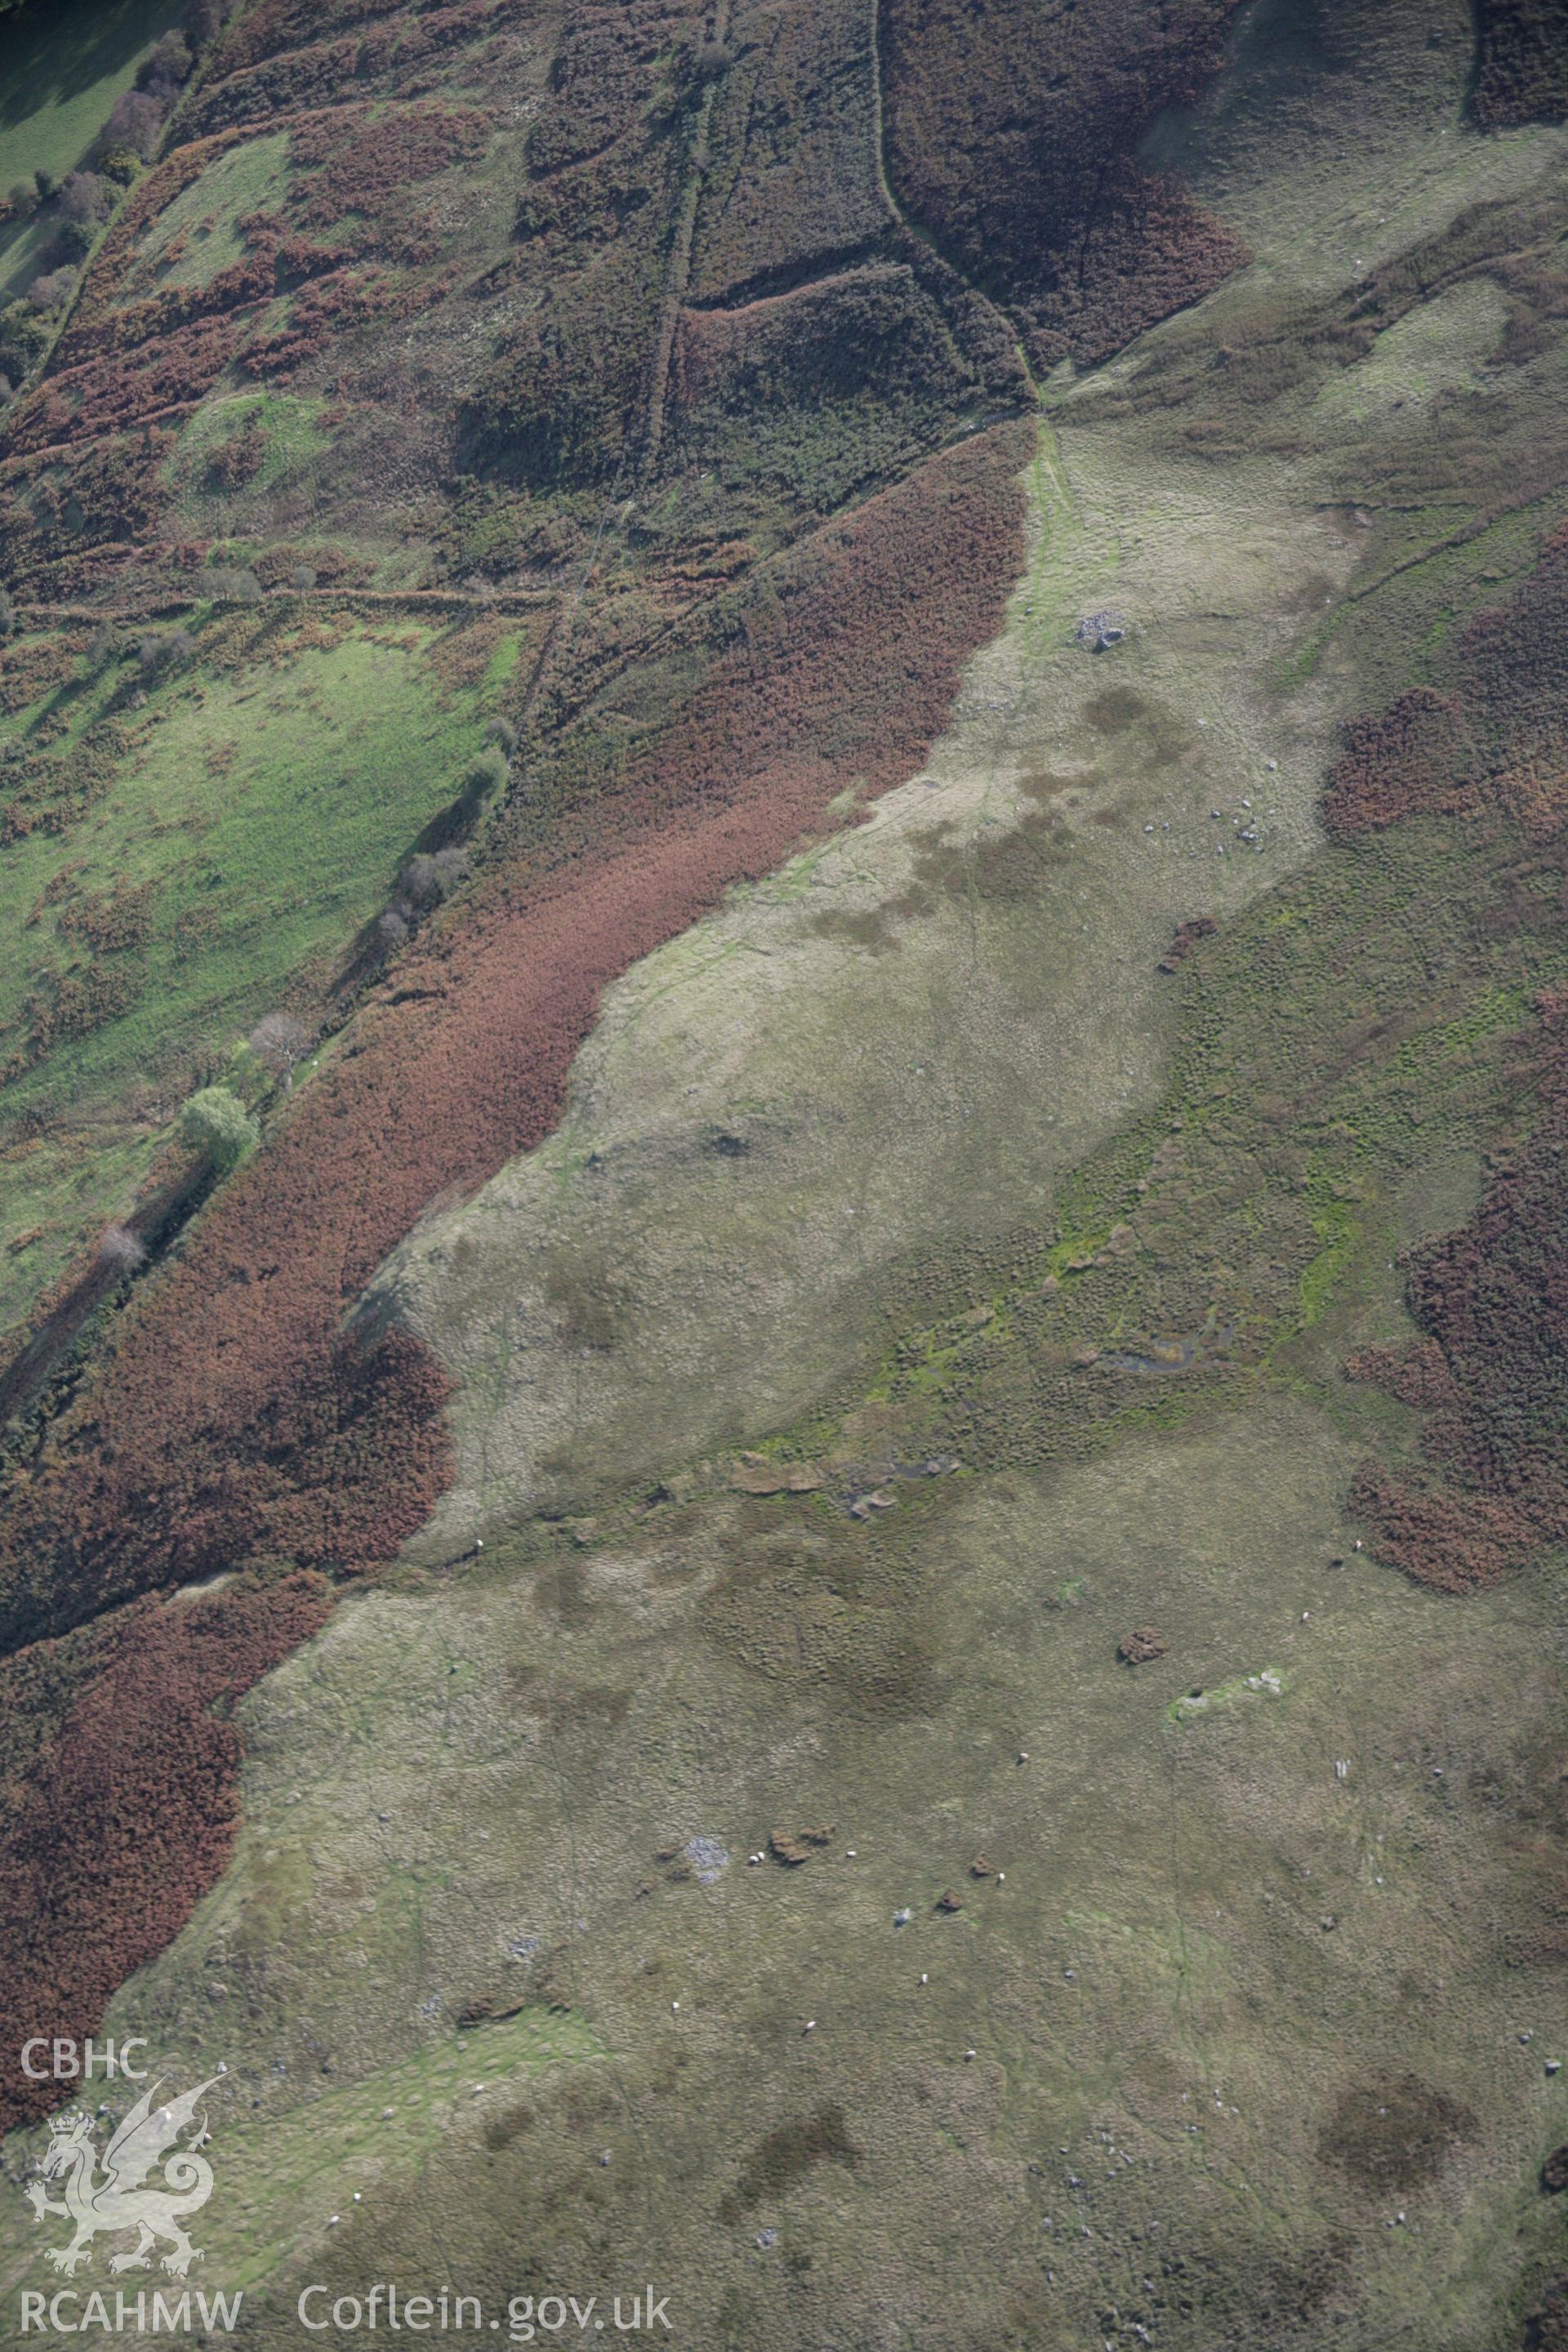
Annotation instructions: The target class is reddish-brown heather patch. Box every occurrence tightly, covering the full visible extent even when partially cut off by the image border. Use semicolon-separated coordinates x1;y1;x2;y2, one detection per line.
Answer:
1343;1336;1460;1411
1348;990;1568;1590
288;104;494;232
878;0;1248;368
1332;528;1568;1589
1325;524;1568;840
0;1570;332;2135
1321;688;1470;835
203;0;523;129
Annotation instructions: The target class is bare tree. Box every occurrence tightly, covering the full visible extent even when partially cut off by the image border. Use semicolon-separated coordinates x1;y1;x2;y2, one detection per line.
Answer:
249;1011;311;1090
99;91;166;163
139;626;193;675
98;1223;146;1274
59;172;110;224
27;266;77;313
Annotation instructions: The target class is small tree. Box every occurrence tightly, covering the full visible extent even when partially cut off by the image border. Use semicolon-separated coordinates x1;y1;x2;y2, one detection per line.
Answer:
99;91;165;163
59;171;109;223
27;266;77;313
376;908;409;946
399;847;470;914
140;30;193;94
249;1011;310;1090
289;563;317;591
0;590;13;641
181;1085;259;1169
139;626;193;675
206;566;262;604
464;746;510;804
33;169;56;203
98;1223;147;1274
186;0;232;45
484;716;517;755
399;854;443;910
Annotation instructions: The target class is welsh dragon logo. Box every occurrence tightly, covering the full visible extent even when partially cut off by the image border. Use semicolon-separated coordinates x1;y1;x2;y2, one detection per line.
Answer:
26;2075;220;2278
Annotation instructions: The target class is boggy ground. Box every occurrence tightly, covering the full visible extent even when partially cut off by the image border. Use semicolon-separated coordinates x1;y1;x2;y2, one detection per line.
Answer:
2;1;1568;2348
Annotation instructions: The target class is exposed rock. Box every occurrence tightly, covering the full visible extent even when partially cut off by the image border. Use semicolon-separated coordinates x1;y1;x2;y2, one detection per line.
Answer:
731;1452;824;1494
1119;1627;1169;1664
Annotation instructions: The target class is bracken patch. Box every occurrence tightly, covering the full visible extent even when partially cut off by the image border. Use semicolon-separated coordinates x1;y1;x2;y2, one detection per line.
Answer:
0;1568;332;2134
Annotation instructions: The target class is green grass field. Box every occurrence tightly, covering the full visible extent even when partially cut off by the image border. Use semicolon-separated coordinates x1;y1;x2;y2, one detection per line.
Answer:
0;612;515;1337
0;0;187;298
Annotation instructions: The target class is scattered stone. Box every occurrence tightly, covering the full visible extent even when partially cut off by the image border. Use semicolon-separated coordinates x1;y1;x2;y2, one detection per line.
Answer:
457;1992;530;2029
1076;609;1128;653
684;1836;729;1885
1119;1627;1169;1664
893;1907;912;1927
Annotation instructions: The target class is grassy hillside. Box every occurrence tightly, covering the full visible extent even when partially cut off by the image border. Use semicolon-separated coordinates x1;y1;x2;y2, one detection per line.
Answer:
1;1;1567;2349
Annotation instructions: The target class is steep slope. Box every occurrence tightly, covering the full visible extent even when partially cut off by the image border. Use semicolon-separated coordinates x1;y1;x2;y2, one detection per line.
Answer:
2;2;1568;2349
